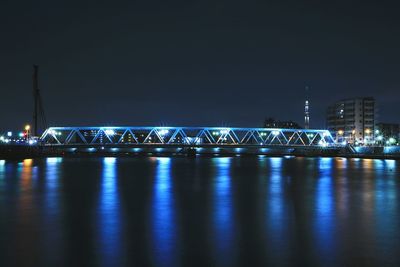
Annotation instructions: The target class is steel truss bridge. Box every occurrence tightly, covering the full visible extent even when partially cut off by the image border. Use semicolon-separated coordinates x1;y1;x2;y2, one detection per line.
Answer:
40;127;336;151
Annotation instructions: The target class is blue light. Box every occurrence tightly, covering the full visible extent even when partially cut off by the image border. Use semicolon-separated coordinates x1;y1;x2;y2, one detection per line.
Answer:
220;128;230;134
384;159;396;170
104;129;115;136
46;157;63;165
269;157;283;224
151;157;177;266
159;129;169;136
314;158;335;258
97;156;122;266
212;157;235;265
104;157;116;164
44;154;62;234
0;160;4;175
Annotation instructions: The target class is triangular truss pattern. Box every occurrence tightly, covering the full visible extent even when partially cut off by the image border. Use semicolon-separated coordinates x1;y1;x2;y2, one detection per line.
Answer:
65;130;87;144
40;127;336;147
118;129;139;144
167;129;188;144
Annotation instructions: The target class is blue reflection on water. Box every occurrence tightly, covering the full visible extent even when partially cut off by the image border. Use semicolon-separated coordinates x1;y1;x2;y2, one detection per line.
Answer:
315;158;336;258
0;160;5;185
384;159;396;172
98;157;121;266
374;159;399;251
43;157;63;263
45;158;62;211
269;158;283;226
151;157;177;267
212;157;234;265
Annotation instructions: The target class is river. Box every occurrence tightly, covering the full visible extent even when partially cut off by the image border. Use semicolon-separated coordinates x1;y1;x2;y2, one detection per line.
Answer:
0;156;399;266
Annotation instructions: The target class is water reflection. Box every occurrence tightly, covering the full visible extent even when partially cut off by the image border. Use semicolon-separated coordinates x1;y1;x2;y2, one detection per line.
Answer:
98;157;122;266
266;157;289;263
212;157;235;266
374;159;399;262
314;158;336;262
44;157;62;211
151;157;178;267
0;157;399;266
0;160;5;186
269;157;283;224
13;158;38;267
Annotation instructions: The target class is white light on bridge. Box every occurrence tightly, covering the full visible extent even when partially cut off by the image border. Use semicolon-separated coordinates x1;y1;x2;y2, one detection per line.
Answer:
159;129;169;136
105;129;115;136
220;129;230;134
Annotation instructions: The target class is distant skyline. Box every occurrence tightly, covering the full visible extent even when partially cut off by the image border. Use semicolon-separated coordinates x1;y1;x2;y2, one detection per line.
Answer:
1;0;400;131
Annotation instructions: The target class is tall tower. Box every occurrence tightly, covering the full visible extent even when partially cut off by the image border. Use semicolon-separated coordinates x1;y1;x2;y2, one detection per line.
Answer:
304;86;310;129
33;65;39;136
32;65;47;136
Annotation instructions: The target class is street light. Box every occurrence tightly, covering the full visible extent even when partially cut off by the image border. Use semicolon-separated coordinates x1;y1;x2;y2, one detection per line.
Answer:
25;124;30;140
365;129;371;145
337;129;344;143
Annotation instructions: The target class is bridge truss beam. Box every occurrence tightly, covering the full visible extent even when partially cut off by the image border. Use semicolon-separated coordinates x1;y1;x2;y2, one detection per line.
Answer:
40;126;336;147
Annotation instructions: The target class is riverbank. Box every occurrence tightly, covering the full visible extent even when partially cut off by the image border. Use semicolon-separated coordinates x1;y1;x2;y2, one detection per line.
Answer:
1;144;400;160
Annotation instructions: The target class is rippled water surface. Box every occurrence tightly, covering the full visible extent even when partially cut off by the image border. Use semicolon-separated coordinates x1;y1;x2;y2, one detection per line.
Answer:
0;157;399;266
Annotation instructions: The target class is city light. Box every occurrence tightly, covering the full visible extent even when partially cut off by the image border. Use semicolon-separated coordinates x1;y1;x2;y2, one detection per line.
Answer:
25;124;30;131
158;129;169;136
28;140;37;145
105;129;115;136
220;129;229;134
7;131;12;137
272;130;280;136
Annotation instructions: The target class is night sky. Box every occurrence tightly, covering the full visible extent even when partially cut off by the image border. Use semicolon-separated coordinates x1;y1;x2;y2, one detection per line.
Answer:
1;0;400;131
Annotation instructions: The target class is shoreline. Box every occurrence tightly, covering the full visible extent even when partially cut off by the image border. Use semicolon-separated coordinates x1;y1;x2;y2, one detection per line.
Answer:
1;144;400;160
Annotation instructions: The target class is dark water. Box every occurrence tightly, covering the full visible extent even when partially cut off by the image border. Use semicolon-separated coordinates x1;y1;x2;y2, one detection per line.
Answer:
0;156;399;267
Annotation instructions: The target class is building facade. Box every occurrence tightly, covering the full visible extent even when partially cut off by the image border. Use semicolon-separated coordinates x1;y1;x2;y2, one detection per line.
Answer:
326;97;375;144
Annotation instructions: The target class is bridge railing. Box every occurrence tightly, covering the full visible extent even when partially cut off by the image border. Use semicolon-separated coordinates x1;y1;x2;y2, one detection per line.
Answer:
40;126;336;147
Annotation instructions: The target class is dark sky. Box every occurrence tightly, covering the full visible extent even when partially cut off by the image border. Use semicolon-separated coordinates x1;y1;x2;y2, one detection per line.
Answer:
1;0;400;131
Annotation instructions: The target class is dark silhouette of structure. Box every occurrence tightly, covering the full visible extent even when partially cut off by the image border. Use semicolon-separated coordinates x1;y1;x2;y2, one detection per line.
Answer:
32;65;47;136
264;118;302;129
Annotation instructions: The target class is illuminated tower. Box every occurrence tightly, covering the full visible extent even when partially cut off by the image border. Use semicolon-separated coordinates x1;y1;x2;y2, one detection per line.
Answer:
304;86;310;129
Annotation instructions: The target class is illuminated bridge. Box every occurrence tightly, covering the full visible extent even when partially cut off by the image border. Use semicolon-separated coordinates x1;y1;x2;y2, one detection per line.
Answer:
39;126;338;156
